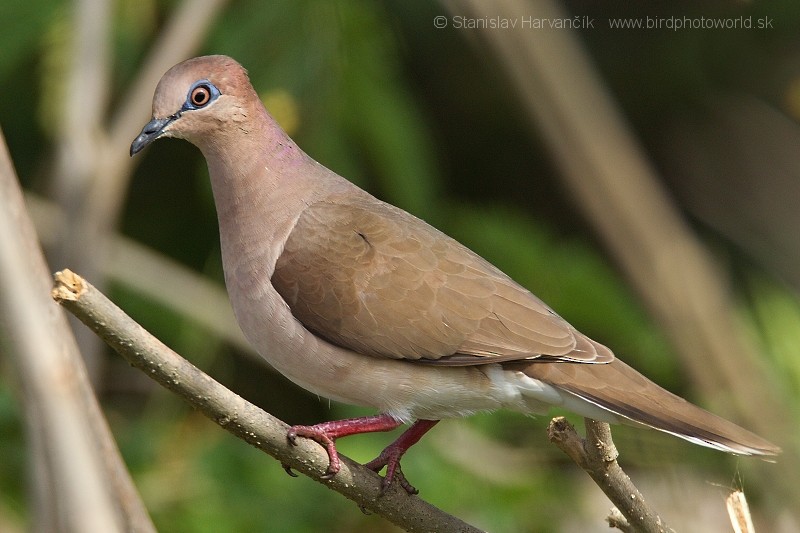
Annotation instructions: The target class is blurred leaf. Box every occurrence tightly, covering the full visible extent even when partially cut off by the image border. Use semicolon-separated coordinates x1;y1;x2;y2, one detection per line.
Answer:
743;273;800;396
205;0;440;218
0;0;61;79
36;5;70;138
334;0;440;219
112;0;159;88
260;89;300;136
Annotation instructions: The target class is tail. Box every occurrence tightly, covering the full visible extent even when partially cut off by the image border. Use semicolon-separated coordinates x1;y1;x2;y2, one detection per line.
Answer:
520;359;780;456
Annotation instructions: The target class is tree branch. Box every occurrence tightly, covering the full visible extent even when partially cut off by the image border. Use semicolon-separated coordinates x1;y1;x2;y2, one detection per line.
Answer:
0;129;155;532
51;270;484;533
548;417;671;533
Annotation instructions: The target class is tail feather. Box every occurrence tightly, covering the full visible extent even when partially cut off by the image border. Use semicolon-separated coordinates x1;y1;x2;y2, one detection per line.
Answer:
519;359;780;456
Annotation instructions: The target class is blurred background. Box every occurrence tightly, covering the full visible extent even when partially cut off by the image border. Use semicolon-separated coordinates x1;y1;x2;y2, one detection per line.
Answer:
2;0;799;531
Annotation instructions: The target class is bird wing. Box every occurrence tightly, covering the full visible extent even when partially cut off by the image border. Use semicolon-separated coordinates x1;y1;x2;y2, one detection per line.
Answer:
272;193;613;365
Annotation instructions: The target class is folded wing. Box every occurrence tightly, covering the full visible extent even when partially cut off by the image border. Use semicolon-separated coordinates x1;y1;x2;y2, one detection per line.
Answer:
272;193;613;365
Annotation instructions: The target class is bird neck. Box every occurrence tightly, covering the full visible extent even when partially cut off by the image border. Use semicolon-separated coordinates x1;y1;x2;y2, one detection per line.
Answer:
202;107;327;286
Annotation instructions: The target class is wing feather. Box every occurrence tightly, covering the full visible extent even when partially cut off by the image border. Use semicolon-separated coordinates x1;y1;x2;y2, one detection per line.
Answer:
271;193;612;364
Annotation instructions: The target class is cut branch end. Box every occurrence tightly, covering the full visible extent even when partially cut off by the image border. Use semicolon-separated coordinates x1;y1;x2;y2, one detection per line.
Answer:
51;269;87;301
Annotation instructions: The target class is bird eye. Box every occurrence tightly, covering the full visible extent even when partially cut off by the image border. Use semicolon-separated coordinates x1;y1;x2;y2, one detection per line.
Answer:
183;80;220;111
190;85;211;107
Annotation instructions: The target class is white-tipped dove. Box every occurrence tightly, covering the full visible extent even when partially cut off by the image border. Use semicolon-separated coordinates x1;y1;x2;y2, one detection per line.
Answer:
131;55;779;493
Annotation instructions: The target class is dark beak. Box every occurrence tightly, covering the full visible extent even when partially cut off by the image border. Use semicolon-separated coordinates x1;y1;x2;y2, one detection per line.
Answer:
130;116;176;156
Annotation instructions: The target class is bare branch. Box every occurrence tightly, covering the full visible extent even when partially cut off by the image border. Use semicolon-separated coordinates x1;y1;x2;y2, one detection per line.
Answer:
52;0;111;206
0;129;155;532
52;270;484;533
548;417;671;533
49;0;115;376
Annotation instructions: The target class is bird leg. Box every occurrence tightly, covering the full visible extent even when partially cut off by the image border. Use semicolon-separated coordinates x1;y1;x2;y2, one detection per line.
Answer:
287;416;440;494
287;414;403;479
364;419;440;494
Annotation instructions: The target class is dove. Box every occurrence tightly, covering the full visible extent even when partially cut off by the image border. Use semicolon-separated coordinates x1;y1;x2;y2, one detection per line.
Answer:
131;55;779;493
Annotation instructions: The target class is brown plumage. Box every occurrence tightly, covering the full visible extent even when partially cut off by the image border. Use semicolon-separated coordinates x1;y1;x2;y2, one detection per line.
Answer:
131;55;779;491
272;192;612;364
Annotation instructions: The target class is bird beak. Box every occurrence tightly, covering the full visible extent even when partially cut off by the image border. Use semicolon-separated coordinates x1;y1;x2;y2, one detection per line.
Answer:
130;115;177;156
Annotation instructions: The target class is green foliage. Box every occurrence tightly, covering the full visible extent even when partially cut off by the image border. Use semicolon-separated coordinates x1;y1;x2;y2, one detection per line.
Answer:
0;0;61;80
743;273;800;397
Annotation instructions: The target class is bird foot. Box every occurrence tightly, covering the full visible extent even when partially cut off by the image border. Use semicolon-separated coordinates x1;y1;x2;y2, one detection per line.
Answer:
364;445;418;495
285;417;439;494
366;419;440;495
287;424;342;478
285;414;404;480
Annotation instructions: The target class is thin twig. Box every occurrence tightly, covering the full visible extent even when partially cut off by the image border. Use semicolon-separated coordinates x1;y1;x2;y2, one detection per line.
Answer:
607;508;635;533
726;490;755;533
548;417;671;533
51;269;484;533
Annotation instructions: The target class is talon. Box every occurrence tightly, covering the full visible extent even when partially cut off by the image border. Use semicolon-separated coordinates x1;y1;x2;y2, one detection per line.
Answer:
394;468;419;495
367;460;418;495
286;424;342;479
363;420;438;495
283;416;434;491
282;463;298;477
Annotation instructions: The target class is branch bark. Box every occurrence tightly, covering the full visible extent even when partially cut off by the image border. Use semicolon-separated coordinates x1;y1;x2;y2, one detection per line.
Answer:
548;417;671;533
51;270;484;533
0;129;155;532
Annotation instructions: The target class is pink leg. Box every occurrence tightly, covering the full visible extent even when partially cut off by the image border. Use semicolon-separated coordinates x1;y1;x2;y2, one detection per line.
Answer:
287;414;402;479
364;419;439;494
287;416;440;494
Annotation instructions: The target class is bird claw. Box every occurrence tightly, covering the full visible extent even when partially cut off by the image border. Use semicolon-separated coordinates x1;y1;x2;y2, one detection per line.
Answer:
365;448;419;495
285;418;436;494
281;463;298;477
286;424;342;478
358;504;372;515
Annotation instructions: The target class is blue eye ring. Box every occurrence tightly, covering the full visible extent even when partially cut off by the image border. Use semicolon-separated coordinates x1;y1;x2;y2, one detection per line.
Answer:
184;80;220;111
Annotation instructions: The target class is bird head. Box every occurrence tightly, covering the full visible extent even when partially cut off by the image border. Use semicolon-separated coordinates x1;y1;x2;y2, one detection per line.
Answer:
130;55;258;156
